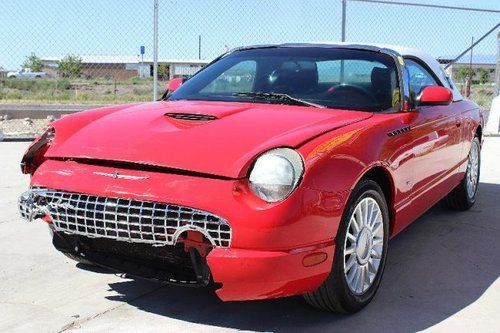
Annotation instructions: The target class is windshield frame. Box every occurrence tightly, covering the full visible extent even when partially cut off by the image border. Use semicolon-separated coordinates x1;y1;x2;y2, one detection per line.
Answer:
167;45;407;113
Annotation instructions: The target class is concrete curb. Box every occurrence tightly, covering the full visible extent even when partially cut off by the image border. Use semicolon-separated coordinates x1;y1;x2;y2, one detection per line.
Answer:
0;104;108;119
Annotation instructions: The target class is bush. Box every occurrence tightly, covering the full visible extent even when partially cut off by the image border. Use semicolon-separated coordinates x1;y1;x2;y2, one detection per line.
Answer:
22;53;43;72
58;55;83;78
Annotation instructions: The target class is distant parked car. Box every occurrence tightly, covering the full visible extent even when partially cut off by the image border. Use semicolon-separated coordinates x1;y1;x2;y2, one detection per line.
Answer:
7;68;48;79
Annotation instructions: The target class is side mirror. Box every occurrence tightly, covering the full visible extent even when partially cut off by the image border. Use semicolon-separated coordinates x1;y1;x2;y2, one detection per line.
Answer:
416;86;453;106
167;77;184;93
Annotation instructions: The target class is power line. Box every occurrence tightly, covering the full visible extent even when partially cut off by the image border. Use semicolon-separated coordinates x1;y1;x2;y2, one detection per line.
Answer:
348;0;500;14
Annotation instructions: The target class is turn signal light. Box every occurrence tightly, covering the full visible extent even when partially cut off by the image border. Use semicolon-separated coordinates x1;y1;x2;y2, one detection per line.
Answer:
302;252;328;267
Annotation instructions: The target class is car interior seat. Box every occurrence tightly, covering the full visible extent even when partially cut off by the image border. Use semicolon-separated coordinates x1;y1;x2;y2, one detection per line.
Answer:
371;67;393;110
268;61;318;95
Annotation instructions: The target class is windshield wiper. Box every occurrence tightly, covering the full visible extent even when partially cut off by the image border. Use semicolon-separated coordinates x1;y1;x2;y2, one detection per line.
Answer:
232;92;325;108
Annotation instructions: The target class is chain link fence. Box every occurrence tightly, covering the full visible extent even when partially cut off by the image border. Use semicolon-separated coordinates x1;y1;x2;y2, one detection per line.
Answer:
0;0;498;139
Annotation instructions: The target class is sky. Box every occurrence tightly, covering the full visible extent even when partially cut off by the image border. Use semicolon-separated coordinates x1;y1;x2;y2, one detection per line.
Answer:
0;0;499;70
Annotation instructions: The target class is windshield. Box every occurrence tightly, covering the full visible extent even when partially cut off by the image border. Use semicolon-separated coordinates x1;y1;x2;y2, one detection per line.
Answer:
169;47;401;112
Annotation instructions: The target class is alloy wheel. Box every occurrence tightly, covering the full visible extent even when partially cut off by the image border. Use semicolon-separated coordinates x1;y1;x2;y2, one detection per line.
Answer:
466;140;480;199
343;197;384;295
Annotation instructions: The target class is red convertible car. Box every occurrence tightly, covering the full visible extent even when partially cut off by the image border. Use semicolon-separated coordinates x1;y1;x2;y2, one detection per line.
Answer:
18;43;482;313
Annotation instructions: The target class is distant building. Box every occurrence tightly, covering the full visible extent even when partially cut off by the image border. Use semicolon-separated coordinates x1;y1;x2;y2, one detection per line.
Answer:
0;66;7;78
41;55;210;80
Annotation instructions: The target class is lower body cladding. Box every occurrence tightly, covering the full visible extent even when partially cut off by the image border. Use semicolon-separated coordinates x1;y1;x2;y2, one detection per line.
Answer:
19;159;339;301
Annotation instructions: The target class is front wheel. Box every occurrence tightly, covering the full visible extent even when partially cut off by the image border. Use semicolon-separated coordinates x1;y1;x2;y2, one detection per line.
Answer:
303;179;389;313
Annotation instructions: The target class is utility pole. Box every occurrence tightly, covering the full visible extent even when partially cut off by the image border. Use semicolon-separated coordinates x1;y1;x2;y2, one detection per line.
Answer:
466;37;473;98
341;0;347;42
340;0;347;84
198;35;202;60
153;0;159;101
496;31;500;97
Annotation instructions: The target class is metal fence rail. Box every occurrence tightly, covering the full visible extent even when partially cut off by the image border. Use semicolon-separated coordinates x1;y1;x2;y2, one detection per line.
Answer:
0;0;498;139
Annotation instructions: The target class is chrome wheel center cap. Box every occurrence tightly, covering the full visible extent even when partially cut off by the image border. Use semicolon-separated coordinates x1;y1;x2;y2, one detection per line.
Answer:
356;228;373;265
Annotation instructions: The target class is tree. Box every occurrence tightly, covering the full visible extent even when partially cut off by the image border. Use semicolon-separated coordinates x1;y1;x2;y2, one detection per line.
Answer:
22;53;43;72
478;68;490;85
158;63;169;79
453;65;471;84
57;54;83;77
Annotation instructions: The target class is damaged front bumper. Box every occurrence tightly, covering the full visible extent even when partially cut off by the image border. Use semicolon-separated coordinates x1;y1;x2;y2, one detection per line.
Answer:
18;187;231;286
19;159;338;301
18;189;50;222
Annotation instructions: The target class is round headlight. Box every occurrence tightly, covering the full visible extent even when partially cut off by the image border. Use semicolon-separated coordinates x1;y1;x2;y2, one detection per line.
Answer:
249;148;304;202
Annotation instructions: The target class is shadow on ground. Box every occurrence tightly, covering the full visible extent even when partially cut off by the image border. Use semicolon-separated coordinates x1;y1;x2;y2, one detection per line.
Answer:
80;182;500;332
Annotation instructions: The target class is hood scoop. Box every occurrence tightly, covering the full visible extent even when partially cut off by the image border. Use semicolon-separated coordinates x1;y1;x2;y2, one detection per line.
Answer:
165;112;218;121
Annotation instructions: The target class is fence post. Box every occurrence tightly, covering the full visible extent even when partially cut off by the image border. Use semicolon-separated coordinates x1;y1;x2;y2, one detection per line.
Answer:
485;31;500;135
153;0;159;101
341;0;347;42
495;31;500;97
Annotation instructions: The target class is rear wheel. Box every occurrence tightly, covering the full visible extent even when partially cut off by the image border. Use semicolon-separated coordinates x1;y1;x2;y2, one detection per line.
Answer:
303;179;389;313
442;136;480;210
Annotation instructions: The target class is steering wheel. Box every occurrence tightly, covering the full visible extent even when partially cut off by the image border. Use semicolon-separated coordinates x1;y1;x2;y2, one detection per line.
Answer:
326;84;378;104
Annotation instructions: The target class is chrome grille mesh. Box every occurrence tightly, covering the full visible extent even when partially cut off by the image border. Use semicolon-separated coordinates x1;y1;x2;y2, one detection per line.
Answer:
21;188;231;247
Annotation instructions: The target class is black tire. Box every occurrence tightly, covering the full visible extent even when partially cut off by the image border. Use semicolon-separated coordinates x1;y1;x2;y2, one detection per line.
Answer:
62;252;97;266
442;136;480;211
303;179;389;313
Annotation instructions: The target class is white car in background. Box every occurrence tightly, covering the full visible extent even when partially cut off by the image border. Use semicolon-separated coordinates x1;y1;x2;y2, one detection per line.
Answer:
7;68;48;79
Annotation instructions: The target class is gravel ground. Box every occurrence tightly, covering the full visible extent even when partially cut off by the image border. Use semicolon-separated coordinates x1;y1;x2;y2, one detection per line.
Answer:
0;139;499;333
0;118;50;139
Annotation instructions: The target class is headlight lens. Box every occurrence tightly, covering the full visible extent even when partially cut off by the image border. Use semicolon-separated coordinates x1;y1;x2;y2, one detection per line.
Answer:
249;148;304;202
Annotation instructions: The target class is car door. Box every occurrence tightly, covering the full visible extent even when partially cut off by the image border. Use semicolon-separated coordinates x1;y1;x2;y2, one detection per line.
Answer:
404;58;462;199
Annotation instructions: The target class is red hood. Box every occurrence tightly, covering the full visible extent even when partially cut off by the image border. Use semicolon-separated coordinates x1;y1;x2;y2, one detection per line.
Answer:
46;101;372;178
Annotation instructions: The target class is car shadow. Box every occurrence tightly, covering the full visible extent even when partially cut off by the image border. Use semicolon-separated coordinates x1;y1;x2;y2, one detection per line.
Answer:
79;182;500;332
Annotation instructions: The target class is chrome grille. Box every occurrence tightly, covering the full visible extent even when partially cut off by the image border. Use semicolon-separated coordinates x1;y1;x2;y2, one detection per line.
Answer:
19;188;231;248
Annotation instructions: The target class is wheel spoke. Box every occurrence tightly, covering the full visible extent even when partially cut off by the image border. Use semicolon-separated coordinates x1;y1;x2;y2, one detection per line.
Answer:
372;221;383;236
371;247;382;259
356;205;364;228
363;199;369;227
364;265;372;288
369;257;380;273
359;265;366;292
345;254;356;272
350;216;360;235
345;245;356;256
347;263;359;285
367;201;375;228
371;210;382;234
